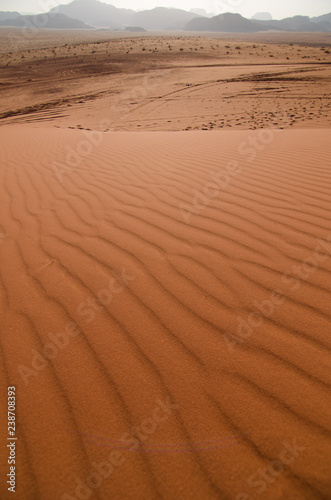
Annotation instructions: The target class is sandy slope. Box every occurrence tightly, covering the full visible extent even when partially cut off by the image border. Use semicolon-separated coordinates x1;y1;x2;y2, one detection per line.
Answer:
0;125;330;499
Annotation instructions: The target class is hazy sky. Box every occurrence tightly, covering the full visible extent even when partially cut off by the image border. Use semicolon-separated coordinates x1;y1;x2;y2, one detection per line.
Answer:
0;0;330;19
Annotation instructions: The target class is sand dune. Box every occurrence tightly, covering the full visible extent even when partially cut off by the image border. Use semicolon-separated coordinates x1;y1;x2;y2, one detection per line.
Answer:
0;125;330;499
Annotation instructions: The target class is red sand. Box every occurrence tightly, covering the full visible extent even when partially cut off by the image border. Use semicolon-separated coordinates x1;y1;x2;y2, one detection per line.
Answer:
0;125;330;499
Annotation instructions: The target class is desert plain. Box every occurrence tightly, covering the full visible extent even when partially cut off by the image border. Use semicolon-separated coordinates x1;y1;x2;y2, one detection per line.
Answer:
0;28;331;500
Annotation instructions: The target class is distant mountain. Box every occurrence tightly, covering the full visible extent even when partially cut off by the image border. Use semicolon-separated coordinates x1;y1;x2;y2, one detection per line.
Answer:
42;1;331;32
123;26;146;32
312;12;331;23
267;15;311;30
49;0;134;28
296;21;331;32
0;13;93;29
301;20;331;31
50;1;199;30
185;13;261;32
185;11;331;32
251;12;272;21
131;7;200;30
2;2;330;33
253;14;331;32
0;11;20;21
